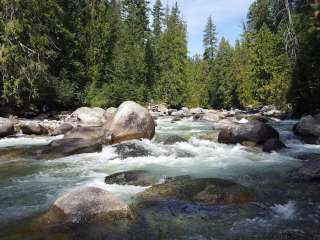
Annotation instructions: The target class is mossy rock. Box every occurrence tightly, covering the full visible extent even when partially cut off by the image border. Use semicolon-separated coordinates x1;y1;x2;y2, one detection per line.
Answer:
137;177;256;206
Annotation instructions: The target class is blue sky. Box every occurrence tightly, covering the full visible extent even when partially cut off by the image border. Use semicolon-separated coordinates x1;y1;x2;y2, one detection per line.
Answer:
149;0;254;56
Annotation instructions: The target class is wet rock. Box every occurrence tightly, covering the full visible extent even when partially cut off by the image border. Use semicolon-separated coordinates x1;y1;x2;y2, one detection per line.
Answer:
114;141;151;159
68;107;106;126
35;138;102;159
105;170;157;186
51;122;74;136
137;177;256;206
0;117;15;138
262;138;287;153
293;114;320;144
198;132;219;142
64;126;105;141
218;120;282;149
164;135;187;145
41;187;131;224
19;122;49;135
105;101;155;144
289;161;320;181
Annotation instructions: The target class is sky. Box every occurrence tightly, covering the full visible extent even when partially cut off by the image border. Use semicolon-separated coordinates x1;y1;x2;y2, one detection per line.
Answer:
149;0;254;56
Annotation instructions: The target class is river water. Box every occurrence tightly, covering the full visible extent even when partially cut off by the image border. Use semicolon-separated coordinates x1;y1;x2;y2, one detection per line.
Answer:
0;117;320;239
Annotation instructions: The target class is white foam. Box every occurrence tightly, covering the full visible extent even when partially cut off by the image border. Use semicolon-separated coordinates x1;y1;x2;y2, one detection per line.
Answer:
271;201;297;219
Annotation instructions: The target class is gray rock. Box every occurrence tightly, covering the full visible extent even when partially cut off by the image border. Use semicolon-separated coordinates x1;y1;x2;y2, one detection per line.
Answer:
69;107;106;126
105;170;157;186
43;187;130;223
35;138;102;159
218;120;280;146
114;142;151;159
51;122;74;136
105;101;155;144
0;117;15;138
137;177;256;205
20;122;48;135
163;135;187;145
293;114;320;144
64;126;105;141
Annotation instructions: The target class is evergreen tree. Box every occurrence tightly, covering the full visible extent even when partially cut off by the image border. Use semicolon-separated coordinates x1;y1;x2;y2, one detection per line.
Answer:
209;38;237;109
156;3;188;108
152;0;164;37
203;16;218;61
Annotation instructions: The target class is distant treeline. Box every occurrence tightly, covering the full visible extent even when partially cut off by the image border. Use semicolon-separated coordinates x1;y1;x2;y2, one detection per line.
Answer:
0;0;319;115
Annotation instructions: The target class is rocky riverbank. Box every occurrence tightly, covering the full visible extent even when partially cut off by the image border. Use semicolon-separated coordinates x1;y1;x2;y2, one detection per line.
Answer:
1;103;320;239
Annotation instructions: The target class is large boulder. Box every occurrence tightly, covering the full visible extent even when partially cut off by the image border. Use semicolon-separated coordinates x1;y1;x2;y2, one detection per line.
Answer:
293;114;320;144
69;107;106;126
218;120;283;151
137;177;256;206
105;170;158;186
0;117;15;138
35;138;102;159
42;187;131;224
105;101;155;144
64;126;105;141
19;122;48;135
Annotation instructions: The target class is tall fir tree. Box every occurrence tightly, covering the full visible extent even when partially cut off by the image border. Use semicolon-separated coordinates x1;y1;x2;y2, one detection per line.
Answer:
203;16;218;62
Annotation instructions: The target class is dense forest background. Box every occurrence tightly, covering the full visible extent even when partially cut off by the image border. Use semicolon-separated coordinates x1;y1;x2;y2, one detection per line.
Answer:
0;0;319;115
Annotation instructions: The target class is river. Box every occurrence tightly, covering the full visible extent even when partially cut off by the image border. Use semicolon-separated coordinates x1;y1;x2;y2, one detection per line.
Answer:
0;117;320;239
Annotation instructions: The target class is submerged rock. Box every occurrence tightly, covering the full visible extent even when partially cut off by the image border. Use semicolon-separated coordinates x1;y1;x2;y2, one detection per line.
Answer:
105;101;155;144
289;161;320;181
163;135;187;145
218;120;285;152
19;122;48;135
105;170;157;186
114;141;151;159
0;117;15;138
293;114;320;144
137;177;256;206
41;187;131;224
35;138;102;159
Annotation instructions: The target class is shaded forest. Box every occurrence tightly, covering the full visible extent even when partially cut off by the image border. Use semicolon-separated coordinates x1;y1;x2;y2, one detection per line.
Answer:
0;0;319;115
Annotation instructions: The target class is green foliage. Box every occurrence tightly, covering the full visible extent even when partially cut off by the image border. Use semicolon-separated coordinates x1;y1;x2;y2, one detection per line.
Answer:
0;0;318;115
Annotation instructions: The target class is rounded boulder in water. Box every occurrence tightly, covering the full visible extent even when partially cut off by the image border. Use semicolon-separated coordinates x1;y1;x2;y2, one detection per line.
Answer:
104;101;156;144
40;187;131;224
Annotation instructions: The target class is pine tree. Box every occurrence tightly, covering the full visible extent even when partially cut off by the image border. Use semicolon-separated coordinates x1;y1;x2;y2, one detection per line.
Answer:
203;16;218;61
156;3;188;107
152;0;164;37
